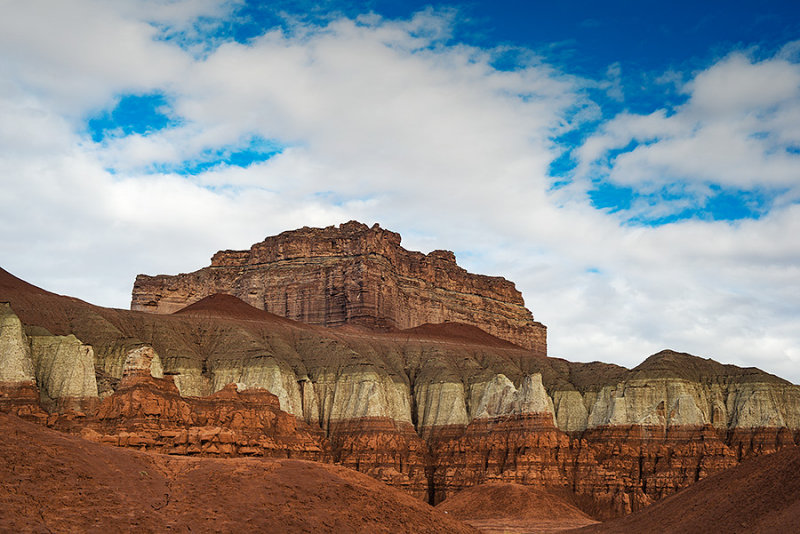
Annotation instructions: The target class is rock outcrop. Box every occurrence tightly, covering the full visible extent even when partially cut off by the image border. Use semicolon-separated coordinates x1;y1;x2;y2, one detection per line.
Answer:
63;345;327;460
0;302;35;384
577;351;800;434
30;334;99;412
5;265;800;521
131;221;546;352
0;302;41;417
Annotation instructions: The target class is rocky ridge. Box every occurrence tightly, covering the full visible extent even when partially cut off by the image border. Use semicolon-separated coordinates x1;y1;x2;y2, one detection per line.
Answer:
131;221;547;352
3;262;800;519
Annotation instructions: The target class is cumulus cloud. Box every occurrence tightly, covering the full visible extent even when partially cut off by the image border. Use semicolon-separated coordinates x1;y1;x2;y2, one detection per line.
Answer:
574;51;800;215
1;1;799;384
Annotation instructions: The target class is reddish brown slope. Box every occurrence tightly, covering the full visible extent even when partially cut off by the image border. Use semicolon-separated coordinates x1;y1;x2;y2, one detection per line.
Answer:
437;482;598;533
173;293;299;325
0;413;477;534
572;445;800;534
399;322;521;348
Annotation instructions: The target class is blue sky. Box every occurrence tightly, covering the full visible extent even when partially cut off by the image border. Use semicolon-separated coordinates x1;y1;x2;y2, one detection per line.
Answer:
85;0;800;223
2;0;800;382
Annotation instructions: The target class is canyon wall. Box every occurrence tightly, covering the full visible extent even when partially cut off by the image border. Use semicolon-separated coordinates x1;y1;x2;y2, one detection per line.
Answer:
131;221;546;352
4;267;800;519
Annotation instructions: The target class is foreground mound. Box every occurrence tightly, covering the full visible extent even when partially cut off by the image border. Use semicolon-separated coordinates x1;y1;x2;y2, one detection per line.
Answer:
437;482;597;533
573;445;800;534
0;413;477;533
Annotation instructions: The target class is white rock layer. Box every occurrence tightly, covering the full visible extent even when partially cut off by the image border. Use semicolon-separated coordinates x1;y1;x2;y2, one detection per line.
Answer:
0;303;35;383
29;335;98;405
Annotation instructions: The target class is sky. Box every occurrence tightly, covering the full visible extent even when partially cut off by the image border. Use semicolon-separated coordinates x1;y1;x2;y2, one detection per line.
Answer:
2;0;800;382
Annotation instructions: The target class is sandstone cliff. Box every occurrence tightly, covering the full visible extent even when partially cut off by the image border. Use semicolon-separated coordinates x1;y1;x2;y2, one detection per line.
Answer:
0;301;40;417
5;267;800;520
30;334;98;412
131;221;546;352
1;303;98;415
0;302;35;384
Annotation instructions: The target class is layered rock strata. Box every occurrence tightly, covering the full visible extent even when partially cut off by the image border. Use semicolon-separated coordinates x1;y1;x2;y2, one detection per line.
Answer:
0;303;98;416
0;302;42;417
5;267;800;520
29;334;98;412
131;221;546;352
59;346;327;460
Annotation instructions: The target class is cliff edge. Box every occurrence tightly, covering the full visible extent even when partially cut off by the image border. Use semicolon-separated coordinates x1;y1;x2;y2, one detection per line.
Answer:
131;221;546;352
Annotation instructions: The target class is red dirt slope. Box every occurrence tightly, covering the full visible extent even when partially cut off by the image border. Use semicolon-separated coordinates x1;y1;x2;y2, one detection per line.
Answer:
173;293;297;324
437;482;598;533
399;322;520;348
0;413;477;534
572;445;800;534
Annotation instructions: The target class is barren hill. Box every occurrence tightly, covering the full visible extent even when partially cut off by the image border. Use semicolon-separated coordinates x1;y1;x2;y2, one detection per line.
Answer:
0;412;477;534
2;263;800;522
437;482;598;533
573;444;800;534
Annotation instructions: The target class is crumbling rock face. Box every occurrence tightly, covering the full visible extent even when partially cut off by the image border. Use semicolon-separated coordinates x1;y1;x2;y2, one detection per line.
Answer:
6;267;800;521
1;303;96;415
0;302;35;384
314;365;412;430
65;346;327;460
576;424;740;518
582;373;800;433
416;380;470;434
470;373;556;420
427;413;575;504
121;345;164;380
131;221;546;352
81;377;326;459
210;355;306;419
327;417;430;500
30;334;98;412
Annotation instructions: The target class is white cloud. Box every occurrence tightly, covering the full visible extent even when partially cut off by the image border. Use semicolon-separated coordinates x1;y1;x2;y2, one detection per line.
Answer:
1;2;799;386
574;51;800;209
686;53;800;116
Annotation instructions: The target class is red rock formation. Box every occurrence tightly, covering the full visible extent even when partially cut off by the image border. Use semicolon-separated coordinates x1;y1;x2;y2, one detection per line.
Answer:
0;412;478;534
0;381;47;421
427;414;576;504
327;417;430;500
5;265;800;523
73;375;327;460
576;424;740;518
409;414;793;520
46;347;328;460
576;444;800;534
131;221;546;352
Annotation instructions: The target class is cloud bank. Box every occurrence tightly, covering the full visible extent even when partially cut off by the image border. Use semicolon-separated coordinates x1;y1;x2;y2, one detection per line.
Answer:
1;1;798;382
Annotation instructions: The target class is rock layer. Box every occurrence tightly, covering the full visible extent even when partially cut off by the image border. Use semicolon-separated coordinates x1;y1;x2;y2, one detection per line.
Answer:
5;267;800;521
30;334;98;412
0;301;35;384
131;221;546;352
52;345;328;461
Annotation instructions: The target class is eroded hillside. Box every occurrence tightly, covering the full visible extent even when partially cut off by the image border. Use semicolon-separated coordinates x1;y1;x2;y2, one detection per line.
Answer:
2;265;799;519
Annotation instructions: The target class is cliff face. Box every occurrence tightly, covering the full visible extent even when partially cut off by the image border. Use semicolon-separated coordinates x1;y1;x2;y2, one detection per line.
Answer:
5;267;800;520
0;302;41;417
131;221;546;352
0;302;97;416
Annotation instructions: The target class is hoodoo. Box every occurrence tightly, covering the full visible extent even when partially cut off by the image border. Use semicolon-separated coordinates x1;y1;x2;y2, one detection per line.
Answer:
131;221;547;353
